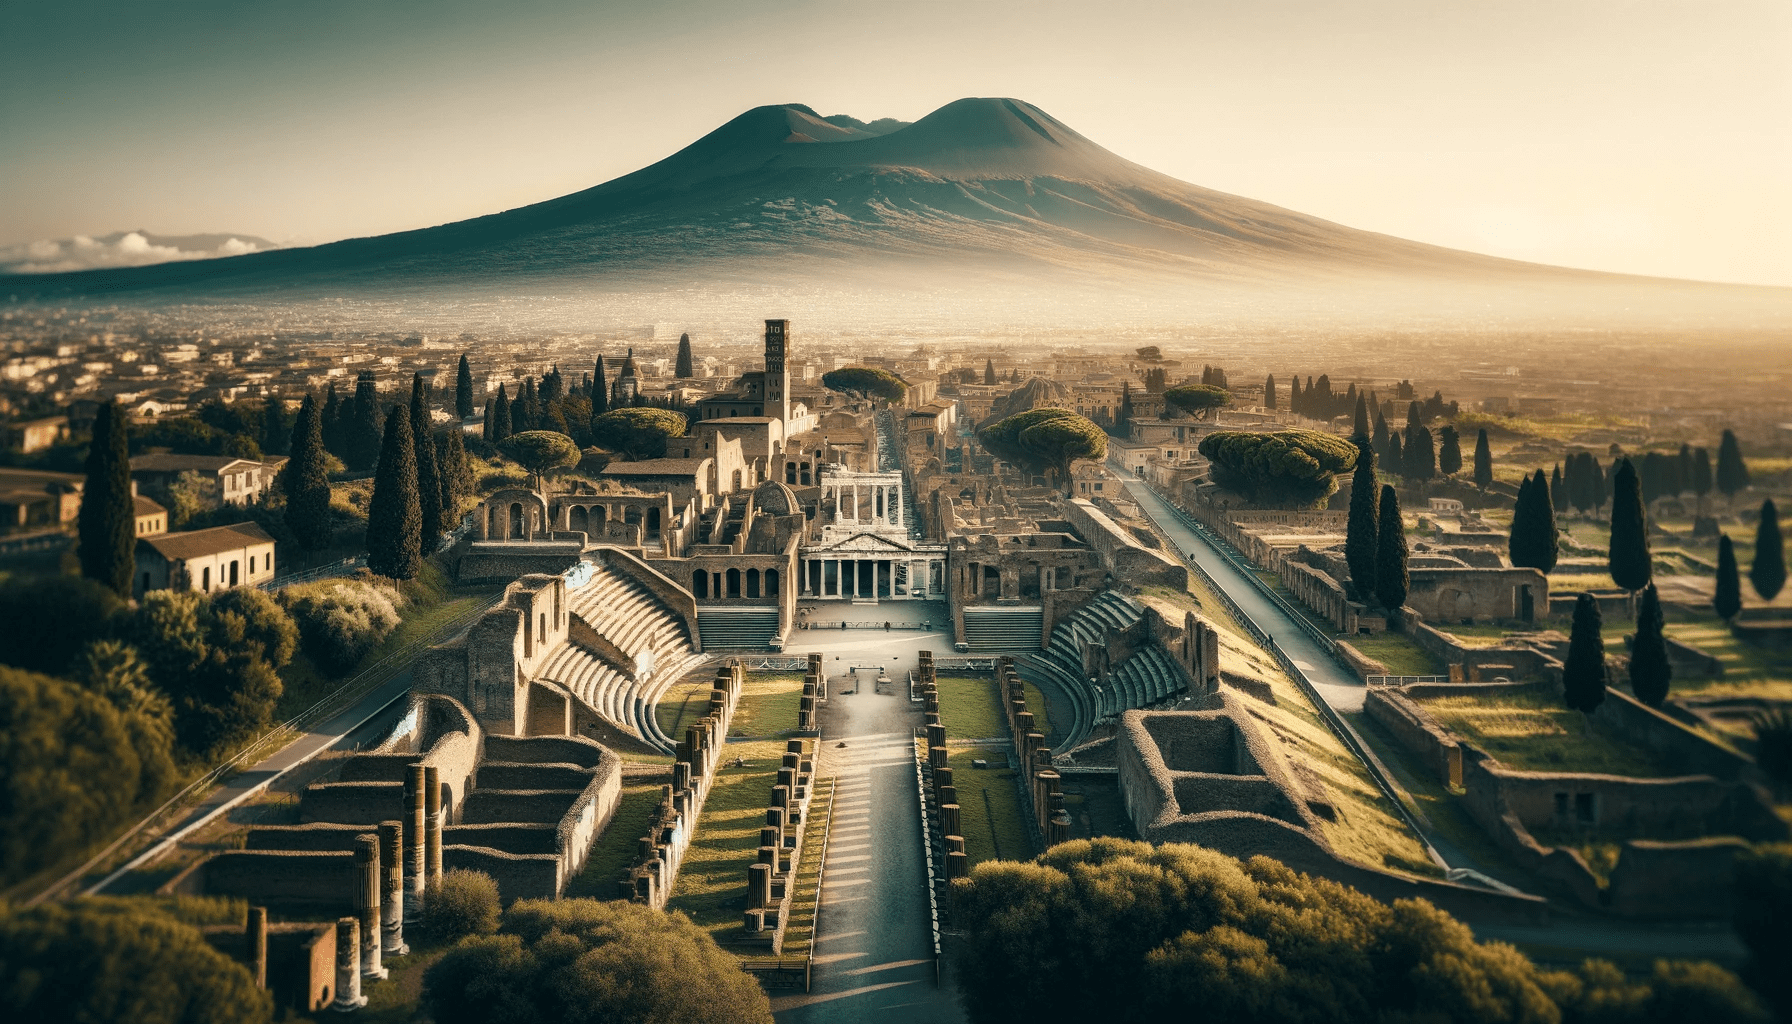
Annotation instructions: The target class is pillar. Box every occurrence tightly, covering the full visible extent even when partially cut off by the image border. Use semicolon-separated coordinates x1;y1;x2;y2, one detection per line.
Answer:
423;766;443;884
332;918;367;1010
247;906;267;989
354;834;387;980
405;765;426;917
379;821;407;957
747;863;772;909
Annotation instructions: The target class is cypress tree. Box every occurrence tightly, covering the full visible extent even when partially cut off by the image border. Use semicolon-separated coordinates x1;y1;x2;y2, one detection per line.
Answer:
1289;375;1302;416
1404;424;1435;481
1345;443;1379;603
1751;499;1786;601
284;393;334;550
492;384;512;443
592;357;609;415
1676;443;1694;497
1372;411;1389;460
259;398;290;456
410;374;444;541
676;333;695;378
1438;425;1462;477
350;370;382;472
366;404;422;580
1387;431;1403;477
322;381;343;456
456;354;474;419
1714;534;1742;621
1351;394;1370;442
1563;593;1608;714
1692;446;1712;514
1374;485;1408;613
436;427;469;528
1117;383;1134;435
985;359;997;386
482;399;493;441
1472;428;1493;491
77;399;134;598
1609;458;1652;592
1629;583;1672;707
1551;464;1568;515
1509;474;1534;568
1532;466;1560;571
1716;429;1749;501
1264;374;1277;411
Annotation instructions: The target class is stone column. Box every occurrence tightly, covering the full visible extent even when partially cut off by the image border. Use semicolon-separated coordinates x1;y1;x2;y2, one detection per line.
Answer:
405;765;426;917
354;834;387;980
379;821;407;957
247;906;267;989
333;917;367;1010
423;766;443;885
747;862;772;909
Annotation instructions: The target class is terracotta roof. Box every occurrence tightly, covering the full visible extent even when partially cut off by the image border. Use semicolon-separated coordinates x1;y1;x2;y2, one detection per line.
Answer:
140;521;274;561
130;453;258;474
133;495;166;516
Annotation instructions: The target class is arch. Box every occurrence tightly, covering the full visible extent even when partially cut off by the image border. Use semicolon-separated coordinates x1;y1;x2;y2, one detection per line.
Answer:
570;505;589;533
647;507;661;539
201;566;211;592
509;502;525;537
726;568;741;598
747;568;760;598
731;469;742;491
229;560;240;587
692;569;709;598
766;568;779;596
592;505;608;527
624;506;641;526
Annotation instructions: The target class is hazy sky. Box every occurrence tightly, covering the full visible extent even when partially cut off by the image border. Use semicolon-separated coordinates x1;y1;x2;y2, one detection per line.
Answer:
3;0;1788;286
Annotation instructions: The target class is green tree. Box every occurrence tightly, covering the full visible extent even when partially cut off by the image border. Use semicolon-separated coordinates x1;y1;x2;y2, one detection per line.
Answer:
119;588;293;755
0;574;123;676
500;430;582;491
1387;430;1403;476
591;356;609;415
589;407;688;460
1734;843;1792;1021
0;899;273;1024
1716;428;1749;502
423;898;774;1024
283;393;334;550
984;358;997;385
1263;373;1277;410
1551;464;1569;514
1609;458;1652;592
1563;592;1608;714
1345;442;1378;604
74;638;178;797
410;374;444;541
1438;424;1462;477
1715;534;1742;622
1473;427;1493;491
1162;383;1229;420
423;868;501;941
1017;413;1107;491
435;427;472;527
258;398;290;457
366;403;422;581
1510;469;1559;572
349;369;382;472
1196;430;1358;508
1750;499;1786;601
675;332;695;378
78;399;135;598
1403;423;1436;481
1691;445;1713;513
481;396;493;441
456;353;475;419
491;384;512;443
1116;382;1134;436
822;366;909;404
1374;484;1408;613
978;408;1074;472
1351;393;1370;442
1629;583;1672;707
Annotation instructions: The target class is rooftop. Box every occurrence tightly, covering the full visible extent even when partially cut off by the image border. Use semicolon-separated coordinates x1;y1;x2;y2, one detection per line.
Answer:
141;521;275;561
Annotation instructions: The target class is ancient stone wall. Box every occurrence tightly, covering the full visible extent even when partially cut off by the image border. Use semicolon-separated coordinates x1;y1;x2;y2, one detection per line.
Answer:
1061;498;1187;590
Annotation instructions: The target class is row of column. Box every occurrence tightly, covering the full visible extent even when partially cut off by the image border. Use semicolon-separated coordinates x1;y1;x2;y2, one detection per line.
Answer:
799;557;943;599
331;763;446;1010
998;655;1071;848
828;480;904;527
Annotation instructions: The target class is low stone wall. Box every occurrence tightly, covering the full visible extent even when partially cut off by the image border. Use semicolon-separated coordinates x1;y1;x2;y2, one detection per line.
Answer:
175;850;355;913
442;846;562;904
1591;686;1755;781
457;541;583;584
1363;687;1461;788
245;824;373;852
443;823;559;855
1335;641;1391;684
299;781;403;825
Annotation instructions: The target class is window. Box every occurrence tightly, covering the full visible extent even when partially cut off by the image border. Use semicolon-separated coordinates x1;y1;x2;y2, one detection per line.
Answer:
1574;793;1596;824
1094;482;1103;491
229;560;239;586
249;556;256;574
201;566;211;592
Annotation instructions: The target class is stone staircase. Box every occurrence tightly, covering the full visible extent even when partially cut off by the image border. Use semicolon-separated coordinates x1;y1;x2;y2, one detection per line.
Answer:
1044;591;1187;720
697;607;781;650
963;606;1044;650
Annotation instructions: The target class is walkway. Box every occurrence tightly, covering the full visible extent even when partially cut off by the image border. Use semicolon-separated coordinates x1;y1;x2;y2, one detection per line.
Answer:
772;605;965;1023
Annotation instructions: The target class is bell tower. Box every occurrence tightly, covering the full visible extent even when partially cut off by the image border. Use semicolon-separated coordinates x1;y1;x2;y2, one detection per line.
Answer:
764;319;790;425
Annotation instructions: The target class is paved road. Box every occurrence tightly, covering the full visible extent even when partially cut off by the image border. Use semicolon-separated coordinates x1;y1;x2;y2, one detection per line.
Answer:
1116;466;1368;711
773;613;966;1023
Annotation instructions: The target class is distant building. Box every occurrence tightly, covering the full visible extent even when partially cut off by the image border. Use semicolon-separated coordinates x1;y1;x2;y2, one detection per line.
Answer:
134;494;168;537
130;453;285;509
135;521;276;597
3;414;69;453
0;466;83;534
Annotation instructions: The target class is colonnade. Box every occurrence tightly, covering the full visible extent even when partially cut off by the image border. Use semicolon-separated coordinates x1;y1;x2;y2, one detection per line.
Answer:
799;556;944;600
822;474;904;529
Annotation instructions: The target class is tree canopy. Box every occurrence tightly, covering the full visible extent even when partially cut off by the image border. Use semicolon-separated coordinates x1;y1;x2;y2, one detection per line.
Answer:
821;366;908;404
499;430;582;488
1197;430;1359;507
951;838;1763;1024
588;407;688;460
423;898;773;1024
1162;383;1230;420
1608;458;1652;592
1751;499;1786;601
977;408;1104;487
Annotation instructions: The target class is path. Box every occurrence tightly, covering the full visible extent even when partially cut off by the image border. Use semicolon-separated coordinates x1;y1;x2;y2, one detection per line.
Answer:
773;605;965;1023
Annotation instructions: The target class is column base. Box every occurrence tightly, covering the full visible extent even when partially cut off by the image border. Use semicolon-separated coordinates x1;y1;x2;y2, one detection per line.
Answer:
332;995;369;1012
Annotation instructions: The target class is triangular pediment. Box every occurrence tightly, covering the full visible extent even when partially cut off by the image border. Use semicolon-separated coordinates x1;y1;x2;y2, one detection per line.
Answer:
806;532;918;553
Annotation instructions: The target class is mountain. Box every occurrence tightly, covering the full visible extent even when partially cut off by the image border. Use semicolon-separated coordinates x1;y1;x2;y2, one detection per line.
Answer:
5;97;1786;328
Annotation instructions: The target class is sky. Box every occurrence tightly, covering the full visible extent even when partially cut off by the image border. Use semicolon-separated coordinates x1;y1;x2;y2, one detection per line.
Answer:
2;0;1788;287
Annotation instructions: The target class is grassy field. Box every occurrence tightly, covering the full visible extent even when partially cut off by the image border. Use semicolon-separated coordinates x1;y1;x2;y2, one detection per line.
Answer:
665;738;793;937
565;777;668;900
946;746;1033;865
1416;688;1670;776
935;674;1006;740
1346;633;1446;676
777;774;834;958
729;673;804;737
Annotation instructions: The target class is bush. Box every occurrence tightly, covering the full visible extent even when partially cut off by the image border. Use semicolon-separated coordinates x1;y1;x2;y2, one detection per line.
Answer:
1734;843;1792;1021
0;899;272;1024
423;898;772;1024
952;838;1763;1024
424;868;501;941
280;579;402;676
117;590;294;757
0;574;123;675
1197;429;1359;507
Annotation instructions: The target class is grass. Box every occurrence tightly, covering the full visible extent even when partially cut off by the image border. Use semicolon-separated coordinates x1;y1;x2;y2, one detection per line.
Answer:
729;673;804;737
665;738;796;938
936;674;1007;740
778;774;834;957
654;677;716;742
1346;632;1446;677
352;934;453;1024
564;778;668;900
1416;688;1671;776
946;746;1033;865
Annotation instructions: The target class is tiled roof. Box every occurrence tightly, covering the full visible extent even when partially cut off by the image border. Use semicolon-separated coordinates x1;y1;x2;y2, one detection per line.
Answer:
140;521;274;561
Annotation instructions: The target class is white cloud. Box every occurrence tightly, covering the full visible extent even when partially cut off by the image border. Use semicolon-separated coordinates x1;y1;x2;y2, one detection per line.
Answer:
0;231;276;274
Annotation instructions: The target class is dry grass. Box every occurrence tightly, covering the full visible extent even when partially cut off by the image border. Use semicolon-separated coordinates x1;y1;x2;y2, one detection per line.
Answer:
665;738;793;937
1417;689;1670;776
1346;633;1446;677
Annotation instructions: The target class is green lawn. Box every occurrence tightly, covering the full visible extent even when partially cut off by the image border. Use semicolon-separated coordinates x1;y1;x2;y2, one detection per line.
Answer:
665;738;797;937
946;746;1033;865
1346;633;1446;677
654;677;716;742
729;673;804;737
1416;688;1670;776
565;779;668;900
936;674;1006;740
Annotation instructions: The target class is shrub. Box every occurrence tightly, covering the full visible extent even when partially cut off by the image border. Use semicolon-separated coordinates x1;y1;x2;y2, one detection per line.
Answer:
1734;843;1792;1021
0;574;123;675
425;868;501;941
117;590;293;757
280;579;402;676
1197;429;1359;507
423;898;773;1024
0;899;272;1024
